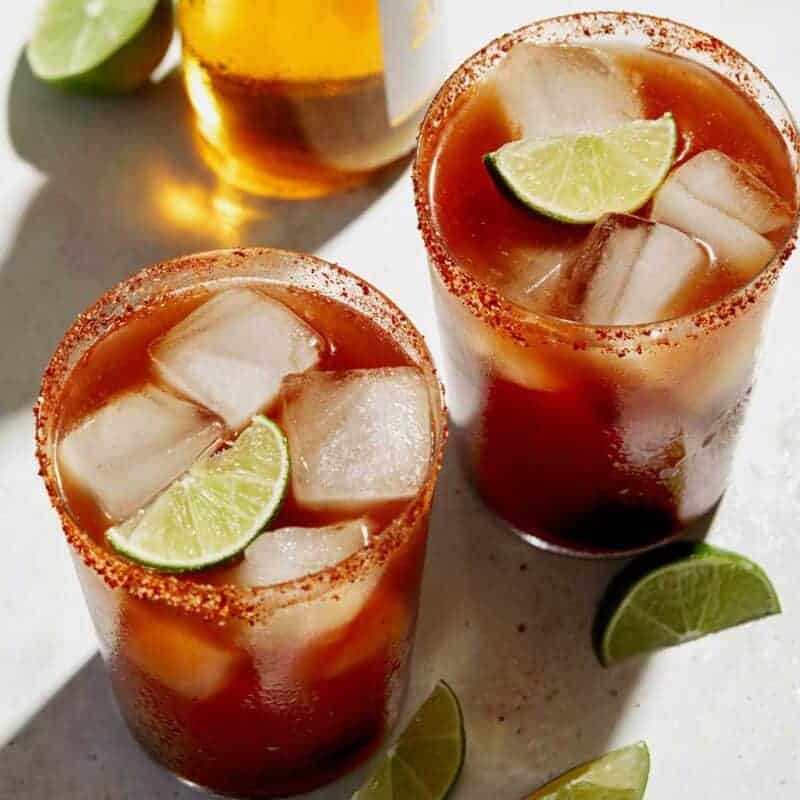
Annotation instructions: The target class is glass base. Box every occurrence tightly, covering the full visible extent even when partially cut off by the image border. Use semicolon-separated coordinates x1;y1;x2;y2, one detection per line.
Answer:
191;129;373;200
497;499;721;559
460;454;722;559
170;747;379;800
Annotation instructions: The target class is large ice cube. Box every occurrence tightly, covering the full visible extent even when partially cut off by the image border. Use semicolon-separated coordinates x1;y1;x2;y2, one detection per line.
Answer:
241;568;385;669
666;150;791;234
651;151;783;278
227;519;370;587
562;214;711;325
487;44;643;139
151;288;324;430
281;367;432;510
59;385;222;521
497;244;580;314
123;598;244;699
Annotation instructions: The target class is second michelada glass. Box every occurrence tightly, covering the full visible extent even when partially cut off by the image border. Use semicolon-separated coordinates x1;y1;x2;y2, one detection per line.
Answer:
414;12;800;557
36;249;446;797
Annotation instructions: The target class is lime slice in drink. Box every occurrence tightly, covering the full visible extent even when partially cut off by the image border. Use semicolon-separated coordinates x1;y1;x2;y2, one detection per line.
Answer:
485;113;677;224
525;742;650;800
354;680;465;800
108;416;289;572
26;0;173;94
597;543;781;667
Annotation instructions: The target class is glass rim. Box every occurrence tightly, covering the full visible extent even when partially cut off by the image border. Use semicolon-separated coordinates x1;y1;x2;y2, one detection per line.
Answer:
35;248;447;622
413;10;800;353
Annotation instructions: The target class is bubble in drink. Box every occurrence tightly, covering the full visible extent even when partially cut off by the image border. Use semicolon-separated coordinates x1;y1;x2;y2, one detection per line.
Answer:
651;149;787;278
228;519;371;587
281;367;432;511
151;288;323;430
58;384;222;521
486;44;642;139
560;213;711;325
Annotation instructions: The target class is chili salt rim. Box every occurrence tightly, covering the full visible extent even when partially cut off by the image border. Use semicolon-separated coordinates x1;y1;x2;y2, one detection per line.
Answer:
34;248;447;623
413;10;800;356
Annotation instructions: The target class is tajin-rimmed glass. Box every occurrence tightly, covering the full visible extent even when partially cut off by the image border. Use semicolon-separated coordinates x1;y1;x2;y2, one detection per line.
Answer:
35;248;447;797
413;12;800;558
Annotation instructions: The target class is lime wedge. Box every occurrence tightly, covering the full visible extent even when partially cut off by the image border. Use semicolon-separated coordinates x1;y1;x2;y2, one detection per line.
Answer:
485;114;677;224
353;680;465;800
26;0;173;94
597;543;781;666
525;742;650;800
108;416;289;572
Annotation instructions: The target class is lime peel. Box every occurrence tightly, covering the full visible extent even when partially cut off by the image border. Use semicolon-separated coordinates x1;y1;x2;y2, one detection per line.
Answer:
485;113;677;224
353;680;465;800
596;542;781;666
526;742;650;800
108;415;289;572
27;0;173;93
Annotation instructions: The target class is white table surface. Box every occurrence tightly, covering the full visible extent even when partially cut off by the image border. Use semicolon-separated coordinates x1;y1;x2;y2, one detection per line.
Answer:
1;2;799;798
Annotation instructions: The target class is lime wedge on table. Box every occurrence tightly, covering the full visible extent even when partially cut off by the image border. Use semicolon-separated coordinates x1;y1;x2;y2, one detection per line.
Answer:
485;114;677;224
525;742;649;800
26;0;173;93
597;543;780;666
354;680;465;800
108;416;289;572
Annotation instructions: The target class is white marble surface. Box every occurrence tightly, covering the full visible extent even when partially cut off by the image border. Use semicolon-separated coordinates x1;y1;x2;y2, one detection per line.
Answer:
2;1;800;798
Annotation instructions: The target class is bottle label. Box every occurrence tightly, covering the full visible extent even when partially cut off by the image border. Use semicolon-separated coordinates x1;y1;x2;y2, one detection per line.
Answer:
378;0;447;126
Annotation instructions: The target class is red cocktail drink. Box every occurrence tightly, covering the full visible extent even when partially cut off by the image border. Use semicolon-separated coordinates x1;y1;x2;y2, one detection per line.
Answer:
414;13;799;556
36;249;446;796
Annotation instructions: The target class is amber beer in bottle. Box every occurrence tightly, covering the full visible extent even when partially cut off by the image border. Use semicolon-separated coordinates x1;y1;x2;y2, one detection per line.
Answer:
179;0;446;197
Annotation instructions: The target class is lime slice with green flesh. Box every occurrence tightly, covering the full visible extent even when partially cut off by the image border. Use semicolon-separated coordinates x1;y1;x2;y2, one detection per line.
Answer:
27;0;173;93
108;416;289;572
354;680;465;800
597;543;780;667
525;742;650;800
485;114;677;224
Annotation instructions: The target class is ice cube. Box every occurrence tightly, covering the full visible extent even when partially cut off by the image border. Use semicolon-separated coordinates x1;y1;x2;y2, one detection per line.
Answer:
433;278;568;395
242;568;385;666
227;519;370;587
597;293;766;421
563;214;711;325
310;588;411;681
59;385;222;521
487;44;643;139
673;301;765;418
497;244;580;314
122;598;244;699
281;367;432;510
151;288;324;430
667;150;791;234
651;152;780;278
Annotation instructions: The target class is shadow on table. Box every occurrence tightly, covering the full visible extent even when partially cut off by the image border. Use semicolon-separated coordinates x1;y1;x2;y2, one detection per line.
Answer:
1;52;408;418
0;654;202;798
0;449;718;800
410;439;717;797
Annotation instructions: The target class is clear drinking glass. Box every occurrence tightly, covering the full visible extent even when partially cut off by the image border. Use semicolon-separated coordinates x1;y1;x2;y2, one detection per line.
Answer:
35;249;447;797
413;12;800;557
